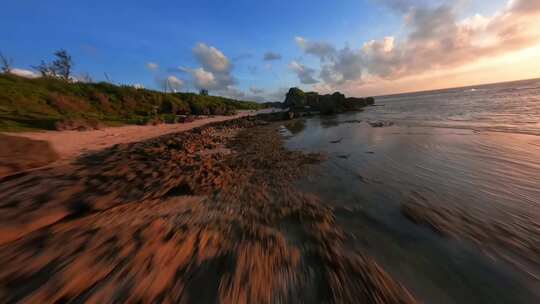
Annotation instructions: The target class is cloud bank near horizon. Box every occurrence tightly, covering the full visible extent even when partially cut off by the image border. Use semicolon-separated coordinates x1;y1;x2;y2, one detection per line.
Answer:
291;0;540;94
112;0;540;100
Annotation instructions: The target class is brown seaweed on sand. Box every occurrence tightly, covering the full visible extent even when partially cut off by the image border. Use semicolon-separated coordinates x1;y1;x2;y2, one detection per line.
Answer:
402;191;540;280
0;116;416;303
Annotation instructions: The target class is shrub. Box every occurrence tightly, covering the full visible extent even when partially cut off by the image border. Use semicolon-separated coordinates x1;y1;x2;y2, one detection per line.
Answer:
54;117;103;131
0;73;262;131
47;93;91;114
89;91;114;114
160;95;190;115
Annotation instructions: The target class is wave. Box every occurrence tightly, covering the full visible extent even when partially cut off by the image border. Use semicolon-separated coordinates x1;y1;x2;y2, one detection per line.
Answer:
387;119;540;137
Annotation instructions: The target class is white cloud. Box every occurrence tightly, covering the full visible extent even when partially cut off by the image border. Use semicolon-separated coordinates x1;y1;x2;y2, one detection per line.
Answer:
191;68;216;88
249;86;265;94
174;43;237;91
170;42;274;101
295;36;336;61
267;87;290;101
320;47;365;84
156;75;183;92
193;43;230;73
167;75;183;88
146;62;159;71
219;86;246;99
508;0;540;14
288;61;318;84
295;0;540;90
11;68;39;78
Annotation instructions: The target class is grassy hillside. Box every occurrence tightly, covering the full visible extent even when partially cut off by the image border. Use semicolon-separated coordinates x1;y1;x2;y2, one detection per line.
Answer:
0;74;262;132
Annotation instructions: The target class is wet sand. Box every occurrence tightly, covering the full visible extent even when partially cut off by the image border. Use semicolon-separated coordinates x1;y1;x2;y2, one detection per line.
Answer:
0;115;416;303
284;115;540;303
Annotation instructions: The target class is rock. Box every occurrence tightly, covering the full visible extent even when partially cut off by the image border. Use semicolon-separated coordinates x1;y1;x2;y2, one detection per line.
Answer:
366;97;375;105
319;92;346;114
0;134;59;177
343;119;363;124
287;111;296;120
284;87;306;109
54;117;104;131
176;115;195;123
368;121;393;128
305;92;321;109
345;97;367;109
283;87;369;114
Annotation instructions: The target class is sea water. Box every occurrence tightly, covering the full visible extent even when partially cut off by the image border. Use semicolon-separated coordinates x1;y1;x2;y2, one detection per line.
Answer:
283;78;540;303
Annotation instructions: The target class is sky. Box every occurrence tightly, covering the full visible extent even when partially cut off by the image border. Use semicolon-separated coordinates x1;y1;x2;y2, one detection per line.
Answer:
2;0;540;101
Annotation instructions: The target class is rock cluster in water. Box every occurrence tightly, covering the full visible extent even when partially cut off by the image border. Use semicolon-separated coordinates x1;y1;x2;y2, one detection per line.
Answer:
282;87;375;115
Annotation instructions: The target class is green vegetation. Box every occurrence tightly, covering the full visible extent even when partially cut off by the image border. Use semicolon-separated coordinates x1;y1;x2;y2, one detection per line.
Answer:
0;74;262;132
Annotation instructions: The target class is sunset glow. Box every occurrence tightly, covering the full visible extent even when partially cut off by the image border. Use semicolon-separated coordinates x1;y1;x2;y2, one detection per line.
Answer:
347;42;540;96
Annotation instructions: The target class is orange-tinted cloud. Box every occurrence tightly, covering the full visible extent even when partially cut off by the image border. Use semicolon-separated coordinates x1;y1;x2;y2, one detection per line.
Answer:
295;0;540;95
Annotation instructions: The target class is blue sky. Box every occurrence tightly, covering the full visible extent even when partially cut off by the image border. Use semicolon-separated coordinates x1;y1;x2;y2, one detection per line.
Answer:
3;0;539;100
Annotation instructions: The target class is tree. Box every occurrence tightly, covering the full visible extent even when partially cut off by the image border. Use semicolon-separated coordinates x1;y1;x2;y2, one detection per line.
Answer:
78;72;93;83
0;51;13;74
51;49;73;81
104;72;115;84
199;89;209;96
160;77;171;93
32;60;56;77
32;49;74;80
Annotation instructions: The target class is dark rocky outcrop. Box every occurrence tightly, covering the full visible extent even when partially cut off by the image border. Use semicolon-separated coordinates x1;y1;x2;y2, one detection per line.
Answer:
320;92;346;114
284;87;307;109
345;97;368;108
366;96;375;105
368;121;394;128
282;87;374;115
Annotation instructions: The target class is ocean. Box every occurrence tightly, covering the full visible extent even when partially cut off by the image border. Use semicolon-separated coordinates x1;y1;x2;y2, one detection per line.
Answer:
282;78;540;303
370;78;540;136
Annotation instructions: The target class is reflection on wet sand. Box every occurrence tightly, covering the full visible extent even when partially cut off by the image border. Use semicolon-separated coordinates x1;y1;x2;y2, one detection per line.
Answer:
285;116;540;303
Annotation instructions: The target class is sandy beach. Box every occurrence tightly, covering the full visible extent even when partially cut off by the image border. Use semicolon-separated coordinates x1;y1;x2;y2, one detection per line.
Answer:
0;114;417;303
4;112;254;161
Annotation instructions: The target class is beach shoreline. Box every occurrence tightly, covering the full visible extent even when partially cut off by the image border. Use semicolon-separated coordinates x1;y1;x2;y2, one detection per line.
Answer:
284;115;540;303
3;111;255;161
0;114;417;303
0;111;261;179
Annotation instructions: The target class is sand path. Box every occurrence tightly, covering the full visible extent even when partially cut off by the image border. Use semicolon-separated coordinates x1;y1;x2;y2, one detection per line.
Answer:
4;112;255;161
